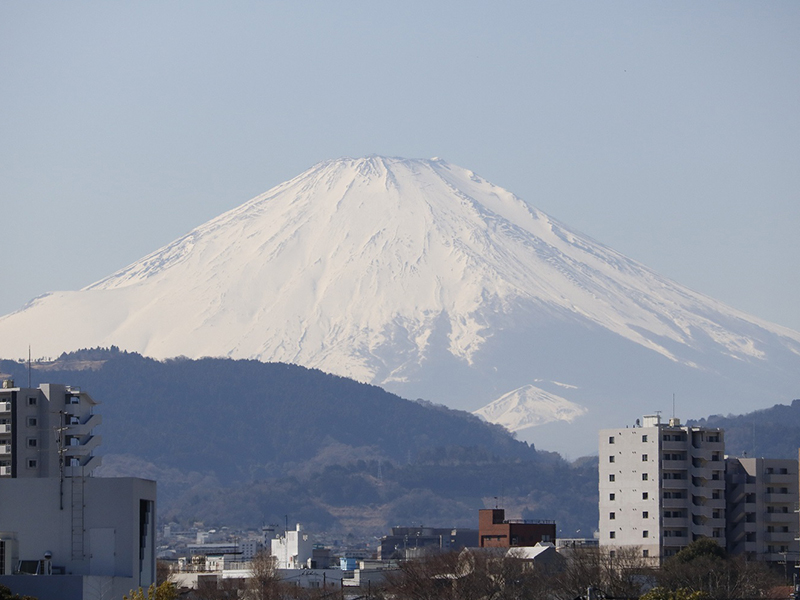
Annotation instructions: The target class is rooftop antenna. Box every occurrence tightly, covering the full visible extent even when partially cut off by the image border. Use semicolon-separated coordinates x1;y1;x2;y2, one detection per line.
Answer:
28;346;31;388
672;393;676;419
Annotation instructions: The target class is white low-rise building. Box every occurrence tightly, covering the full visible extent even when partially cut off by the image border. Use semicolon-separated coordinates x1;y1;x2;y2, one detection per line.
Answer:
271;524;313;569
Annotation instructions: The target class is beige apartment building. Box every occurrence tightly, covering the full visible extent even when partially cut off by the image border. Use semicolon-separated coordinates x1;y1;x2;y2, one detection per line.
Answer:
726;457;798;563
599;414;726;562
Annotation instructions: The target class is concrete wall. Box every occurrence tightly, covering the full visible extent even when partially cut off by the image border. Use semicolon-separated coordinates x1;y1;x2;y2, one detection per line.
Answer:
0;476;156;600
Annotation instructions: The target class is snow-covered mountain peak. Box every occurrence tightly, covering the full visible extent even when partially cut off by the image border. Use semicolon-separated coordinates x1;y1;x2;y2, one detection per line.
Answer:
1;156;799;455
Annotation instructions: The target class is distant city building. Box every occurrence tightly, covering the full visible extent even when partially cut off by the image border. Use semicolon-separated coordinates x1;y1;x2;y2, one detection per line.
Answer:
726;456;799;563
599;414;726;562
377;526;478;560
478;509;555;548
0;380;156;600
271;524;313;569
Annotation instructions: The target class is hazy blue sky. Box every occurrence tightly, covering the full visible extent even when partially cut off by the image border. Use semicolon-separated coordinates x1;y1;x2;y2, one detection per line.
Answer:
2;2;798;331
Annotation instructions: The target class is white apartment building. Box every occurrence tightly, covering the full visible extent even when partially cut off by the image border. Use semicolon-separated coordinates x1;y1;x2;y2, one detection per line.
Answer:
599;414;725;562
0;380;156;600
0;381;102;478
726;457;798;563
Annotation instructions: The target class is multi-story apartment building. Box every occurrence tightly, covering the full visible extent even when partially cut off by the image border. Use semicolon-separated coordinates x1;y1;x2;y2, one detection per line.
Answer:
726;457;798;564
0;380;101;478
0;379;155;600
599;414;725;562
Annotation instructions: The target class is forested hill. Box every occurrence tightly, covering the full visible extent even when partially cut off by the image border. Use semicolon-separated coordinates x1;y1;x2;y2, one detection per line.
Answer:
0;348;541;479
690;399;800;460
0;349;598;536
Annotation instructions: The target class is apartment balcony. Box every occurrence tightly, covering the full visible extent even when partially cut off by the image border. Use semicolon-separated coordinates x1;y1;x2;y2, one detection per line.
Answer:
63;434;102;456
662;498;689;509
65;454;102;477
662;459;688;469
65;413;102;436
742;541;759;554
764;552;796;563
764;512;794;523
690;505;716;519
727;508;746;525
765;493;795;504
728;521;755;543
727;482;755;504
663;517;690;528
765;531;796;544
662;478;689;490
0;444;10;455
0;465;9;477
662;536;690;547
661;441;688;452
0;402;10;413
763;473;795;485
0;424;10;434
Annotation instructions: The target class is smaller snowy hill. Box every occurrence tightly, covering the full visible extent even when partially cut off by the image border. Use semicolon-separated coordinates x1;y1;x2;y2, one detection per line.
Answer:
474;384;587;432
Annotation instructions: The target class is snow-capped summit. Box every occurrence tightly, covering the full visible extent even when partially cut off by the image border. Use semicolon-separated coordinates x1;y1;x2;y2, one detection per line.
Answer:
1;156;798;454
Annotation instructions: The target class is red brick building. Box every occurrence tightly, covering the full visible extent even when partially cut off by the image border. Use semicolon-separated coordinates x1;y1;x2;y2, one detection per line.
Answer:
478;509;556;548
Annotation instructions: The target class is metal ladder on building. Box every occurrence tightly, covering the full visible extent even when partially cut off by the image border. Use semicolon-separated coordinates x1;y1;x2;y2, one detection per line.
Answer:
71;474;85;560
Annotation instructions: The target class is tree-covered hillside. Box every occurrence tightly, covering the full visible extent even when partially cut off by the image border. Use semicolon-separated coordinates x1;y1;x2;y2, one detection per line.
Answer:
690;398;800;459
0;349;598;537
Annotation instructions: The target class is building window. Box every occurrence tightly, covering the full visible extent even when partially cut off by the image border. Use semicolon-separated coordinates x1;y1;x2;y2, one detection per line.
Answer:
26;438;37;448
712;510;720;519
643;512;649;519
27;397;36;406
26;417;37;427
643;549;649;558
609;551;616;558
712;491;720;500
609;493;615;501
609;456;615;463
766;467;774;474
643;531;649;538
642;473;648;481
27;459;37;469
609;513;615;520
609;531;615;539
609;474;615;482
609;436;615;444
642;454;648;461
642;435;648;442
642;492;648;500
712;472;720;480
780;468;788;475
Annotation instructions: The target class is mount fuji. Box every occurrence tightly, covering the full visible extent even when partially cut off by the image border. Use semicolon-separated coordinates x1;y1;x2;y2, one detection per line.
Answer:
2;156;798;455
